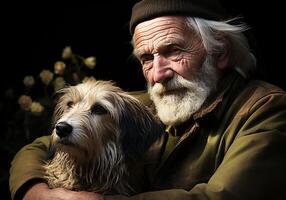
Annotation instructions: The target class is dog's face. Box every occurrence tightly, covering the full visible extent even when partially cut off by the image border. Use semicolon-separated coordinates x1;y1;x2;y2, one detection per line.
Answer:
50;80;163;164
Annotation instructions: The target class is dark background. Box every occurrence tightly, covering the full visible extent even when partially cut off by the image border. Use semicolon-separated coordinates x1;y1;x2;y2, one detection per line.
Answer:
0;1;285;199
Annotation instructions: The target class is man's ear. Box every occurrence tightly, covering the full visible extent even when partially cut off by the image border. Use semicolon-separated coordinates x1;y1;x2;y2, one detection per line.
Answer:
215;38;230;70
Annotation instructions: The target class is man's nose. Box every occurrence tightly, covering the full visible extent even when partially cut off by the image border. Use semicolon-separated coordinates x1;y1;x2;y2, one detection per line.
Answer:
153;54;174;84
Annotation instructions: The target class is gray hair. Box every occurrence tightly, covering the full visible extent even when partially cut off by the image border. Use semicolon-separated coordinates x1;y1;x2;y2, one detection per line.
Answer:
186;17;256;78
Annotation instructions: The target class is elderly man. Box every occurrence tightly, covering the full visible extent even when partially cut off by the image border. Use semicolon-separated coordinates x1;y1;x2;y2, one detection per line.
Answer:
9;0;286;199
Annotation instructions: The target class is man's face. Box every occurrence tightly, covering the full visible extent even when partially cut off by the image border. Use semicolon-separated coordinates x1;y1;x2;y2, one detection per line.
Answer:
133;16;219;126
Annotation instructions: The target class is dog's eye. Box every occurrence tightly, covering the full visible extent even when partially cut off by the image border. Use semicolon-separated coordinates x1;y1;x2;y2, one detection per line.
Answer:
67;101;73;108
91;104;107;115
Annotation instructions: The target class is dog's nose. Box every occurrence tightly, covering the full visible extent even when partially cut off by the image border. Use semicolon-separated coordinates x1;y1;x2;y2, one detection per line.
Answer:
55;122;73;138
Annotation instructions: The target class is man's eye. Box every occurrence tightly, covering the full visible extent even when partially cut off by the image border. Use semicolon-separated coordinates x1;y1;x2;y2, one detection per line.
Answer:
163;46;181;57
140;54;154;65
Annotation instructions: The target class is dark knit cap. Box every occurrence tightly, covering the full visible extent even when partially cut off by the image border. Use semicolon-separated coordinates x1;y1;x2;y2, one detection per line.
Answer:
130;0;229;34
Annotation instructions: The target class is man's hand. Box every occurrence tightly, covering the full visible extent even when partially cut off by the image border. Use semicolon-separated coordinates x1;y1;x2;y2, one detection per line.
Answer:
23;182;104;200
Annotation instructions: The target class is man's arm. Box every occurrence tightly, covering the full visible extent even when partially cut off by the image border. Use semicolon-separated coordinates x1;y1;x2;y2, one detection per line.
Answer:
12;129;286;200
9;136;50;200
9;135;104;200
16;128;286;200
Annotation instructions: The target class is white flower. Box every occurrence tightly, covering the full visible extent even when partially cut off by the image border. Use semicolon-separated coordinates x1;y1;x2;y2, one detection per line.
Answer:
30;101;44;115
18;95;32;111
23;76;35;88
53;77;66;91
62;46;73;60
84;56;96;69
54;61;66;75
39;69;54;85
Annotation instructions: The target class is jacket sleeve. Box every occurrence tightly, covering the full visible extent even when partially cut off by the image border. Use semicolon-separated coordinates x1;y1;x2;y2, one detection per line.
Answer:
9;136;50;200
105;127;286;200
104;131;286;200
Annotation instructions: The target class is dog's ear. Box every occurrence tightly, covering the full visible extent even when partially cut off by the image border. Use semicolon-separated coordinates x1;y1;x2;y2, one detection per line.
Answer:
118;97;164;160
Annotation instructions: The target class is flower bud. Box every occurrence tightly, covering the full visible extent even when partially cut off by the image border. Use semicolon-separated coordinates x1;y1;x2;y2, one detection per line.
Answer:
54;61;66;75
23;76;35;88
84;56;96;69
40;70;54;85
18;95;32;111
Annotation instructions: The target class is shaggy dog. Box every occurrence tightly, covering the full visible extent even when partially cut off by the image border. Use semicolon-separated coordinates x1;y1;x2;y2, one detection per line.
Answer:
44;80;164;195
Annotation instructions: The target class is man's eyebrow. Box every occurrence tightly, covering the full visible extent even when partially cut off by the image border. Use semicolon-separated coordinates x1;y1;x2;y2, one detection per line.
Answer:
157;42;174;50
134;42;174;57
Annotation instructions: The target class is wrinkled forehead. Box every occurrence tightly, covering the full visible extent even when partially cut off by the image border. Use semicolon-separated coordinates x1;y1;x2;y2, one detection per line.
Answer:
133;16;195;56
133;16;188;44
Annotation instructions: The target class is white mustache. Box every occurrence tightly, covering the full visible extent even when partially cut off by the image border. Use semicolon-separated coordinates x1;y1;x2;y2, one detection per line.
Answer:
149;75;190;94
149;74;198;96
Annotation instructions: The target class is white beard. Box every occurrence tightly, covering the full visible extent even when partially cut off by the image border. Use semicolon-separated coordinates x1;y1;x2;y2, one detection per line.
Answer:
148;56;219;126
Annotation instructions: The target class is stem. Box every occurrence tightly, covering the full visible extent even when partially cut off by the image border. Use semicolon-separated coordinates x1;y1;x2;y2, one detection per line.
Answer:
44;85;48;97
24;111;30;142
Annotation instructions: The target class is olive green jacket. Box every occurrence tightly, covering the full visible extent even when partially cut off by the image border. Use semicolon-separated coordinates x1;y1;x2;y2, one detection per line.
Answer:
9;71;286;200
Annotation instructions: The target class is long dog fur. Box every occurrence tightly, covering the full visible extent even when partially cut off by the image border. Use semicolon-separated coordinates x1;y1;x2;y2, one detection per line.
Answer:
44;79;164;195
